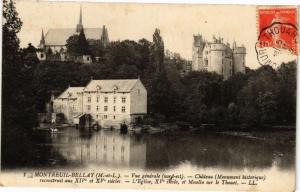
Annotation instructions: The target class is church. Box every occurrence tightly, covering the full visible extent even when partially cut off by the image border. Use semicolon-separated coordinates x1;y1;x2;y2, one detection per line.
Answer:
37;6;109;64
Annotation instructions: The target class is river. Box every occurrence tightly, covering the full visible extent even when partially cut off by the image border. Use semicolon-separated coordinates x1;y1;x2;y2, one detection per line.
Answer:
27;127;295;170
1;127;295;191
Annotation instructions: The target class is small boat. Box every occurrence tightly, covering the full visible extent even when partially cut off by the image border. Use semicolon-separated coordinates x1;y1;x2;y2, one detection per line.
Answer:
93;123;101;131
148;126;163;134
49;127;58;133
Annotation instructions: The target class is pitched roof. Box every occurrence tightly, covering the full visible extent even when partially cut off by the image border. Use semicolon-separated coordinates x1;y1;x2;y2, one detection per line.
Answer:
58;87;85;99
84;79;139;93
44;28;103;46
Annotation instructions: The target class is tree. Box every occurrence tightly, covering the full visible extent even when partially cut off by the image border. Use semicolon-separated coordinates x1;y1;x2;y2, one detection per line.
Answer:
152;28;164;73
2;0;40;167
66;34;80;56
66;29;90;56
78;29;90;55
275;61;296;125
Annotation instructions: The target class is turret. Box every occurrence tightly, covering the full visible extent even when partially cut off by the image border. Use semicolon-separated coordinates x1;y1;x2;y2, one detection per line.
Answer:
39;29;45;49
192;34;206;71
232;44;246;74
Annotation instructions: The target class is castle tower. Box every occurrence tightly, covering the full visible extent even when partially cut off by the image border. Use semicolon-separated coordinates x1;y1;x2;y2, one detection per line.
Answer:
206;37;226;75
39;29;45;49
192;34;205;71
76;5;84;33
100;25;109;47
232;42;246;74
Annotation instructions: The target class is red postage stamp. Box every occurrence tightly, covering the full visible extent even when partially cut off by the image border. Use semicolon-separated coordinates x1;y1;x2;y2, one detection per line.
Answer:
256;7;298;67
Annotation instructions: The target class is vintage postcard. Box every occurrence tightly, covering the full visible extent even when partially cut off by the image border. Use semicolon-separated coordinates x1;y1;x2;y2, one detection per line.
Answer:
1;1;298;191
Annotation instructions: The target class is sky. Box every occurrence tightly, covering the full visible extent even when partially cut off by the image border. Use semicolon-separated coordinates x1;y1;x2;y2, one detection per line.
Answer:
15;1;260;68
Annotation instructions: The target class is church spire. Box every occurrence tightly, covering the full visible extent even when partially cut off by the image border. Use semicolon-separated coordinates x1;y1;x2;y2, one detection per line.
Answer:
76;5;83;33
40;29;45;49
79;5;82;25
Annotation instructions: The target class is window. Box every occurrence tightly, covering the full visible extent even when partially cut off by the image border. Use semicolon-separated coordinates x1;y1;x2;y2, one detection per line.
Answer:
87;97;91;102
96;115;98;119
104;106;108;111
122;97;126;103
97;97;99;102
104;97;108;103
204;59;208;66
87;105;91;111
113;97;116;103
138;89;140;96
40;53;44;58
122;106;126;113
96;106;99;111
104;115;107;119
113;115;116;119
87;57;89;61
113;106;116;112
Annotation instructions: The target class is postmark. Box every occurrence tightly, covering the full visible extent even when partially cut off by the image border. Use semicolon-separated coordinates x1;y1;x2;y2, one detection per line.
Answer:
255;7;298;67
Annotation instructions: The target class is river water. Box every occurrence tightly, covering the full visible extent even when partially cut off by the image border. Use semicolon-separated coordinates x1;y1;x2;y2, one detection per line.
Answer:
29;127;295;170
2;127;296;191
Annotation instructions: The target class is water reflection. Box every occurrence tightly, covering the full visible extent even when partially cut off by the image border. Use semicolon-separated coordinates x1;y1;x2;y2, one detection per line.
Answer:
50;128;146;168
37;128;295;170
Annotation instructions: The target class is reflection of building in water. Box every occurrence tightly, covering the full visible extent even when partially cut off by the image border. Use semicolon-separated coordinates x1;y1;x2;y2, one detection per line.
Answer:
51;130;146;168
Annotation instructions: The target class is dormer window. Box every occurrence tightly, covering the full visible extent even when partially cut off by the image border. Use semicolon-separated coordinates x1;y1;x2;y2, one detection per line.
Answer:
113;85;118;94
96;85;102;92
67;92;72;97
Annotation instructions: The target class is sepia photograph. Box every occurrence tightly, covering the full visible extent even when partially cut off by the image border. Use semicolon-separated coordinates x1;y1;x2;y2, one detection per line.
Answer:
1;1;298;191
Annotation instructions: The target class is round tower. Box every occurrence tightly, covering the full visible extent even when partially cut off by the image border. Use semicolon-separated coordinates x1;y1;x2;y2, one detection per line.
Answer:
192;34;205;71
206;39;226;75
232;46;246;74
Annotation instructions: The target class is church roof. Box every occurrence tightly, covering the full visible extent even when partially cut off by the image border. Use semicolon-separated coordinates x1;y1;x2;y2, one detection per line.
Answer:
57;87;85;99
84;79;140;93
44;28;103;46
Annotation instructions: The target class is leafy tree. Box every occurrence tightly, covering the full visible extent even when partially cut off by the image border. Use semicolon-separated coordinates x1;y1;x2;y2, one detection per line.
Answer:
66;29;90;56
78;28;90;55
152;28;164;73
66;34;80;56
275;61;296;125
2;0;40;167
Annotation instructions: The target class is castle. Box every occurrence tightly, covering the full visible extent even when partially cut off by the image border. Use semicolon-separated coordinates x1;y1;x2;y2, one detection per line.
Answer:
192;34;246;79
37;6;109;64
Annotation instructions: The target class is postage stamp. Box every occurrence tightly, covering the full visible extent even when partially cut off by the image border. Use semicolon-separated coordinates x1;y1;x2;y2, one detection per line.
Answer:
255;7;298;67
